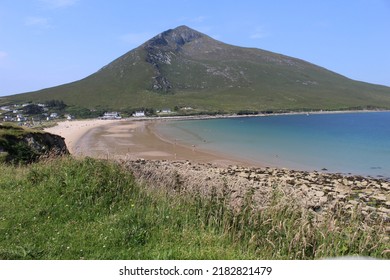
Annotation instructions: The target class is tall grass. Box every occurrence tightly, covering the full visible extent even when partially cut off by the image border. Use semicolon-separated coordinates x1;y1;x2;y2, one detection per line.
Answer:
0;157;388;259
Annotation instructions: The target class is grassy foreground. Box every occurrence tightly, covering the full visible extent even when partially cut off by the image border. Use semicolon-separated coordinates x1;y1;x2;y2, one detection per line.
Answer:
0;157;388;259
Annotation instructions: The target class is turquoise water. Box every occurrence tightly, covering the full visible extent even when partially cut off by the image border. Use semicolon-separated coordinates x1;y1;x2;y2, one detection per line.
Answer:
156;112;390;179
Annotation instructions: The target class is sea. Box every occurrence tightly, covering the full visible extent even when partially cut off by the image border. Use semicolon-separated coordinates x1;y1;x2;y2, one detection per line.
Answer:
156;112;390;179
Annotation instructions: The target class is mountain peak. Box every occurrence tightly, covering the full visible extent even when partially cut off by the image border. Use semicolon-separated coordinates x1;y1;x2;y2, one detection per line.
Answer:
143;25;204;50
141;26;207;92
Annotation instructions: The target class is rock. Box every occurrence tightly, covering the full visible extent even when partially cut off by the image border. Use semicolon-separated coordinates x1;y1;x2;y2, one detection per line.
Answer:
377;207;390;214
380;183;390;191
300;184;309;195
123;154;390;236
0;126;69;163
373;195;387;202
336;194;347;201
348;200;360;206
323;186;334;193
315;190;325;197
362;206;376;212
319;196;328;204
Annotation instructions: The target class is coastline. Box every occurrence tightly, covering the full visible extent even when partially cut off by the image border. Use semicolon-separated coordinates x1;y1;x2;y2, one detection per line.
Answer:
43;115;390;225
44;108;390;172
52;118;253;167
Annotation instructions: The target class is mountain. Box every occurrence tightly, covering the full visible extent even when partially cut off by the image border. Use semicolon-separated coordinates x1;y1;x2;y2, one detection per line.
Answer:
4;25;390;112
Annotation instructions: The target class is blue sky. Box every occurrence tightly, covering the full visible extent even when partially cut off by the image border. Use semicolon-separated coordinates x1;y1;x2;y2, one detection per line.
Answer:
1;0;389;96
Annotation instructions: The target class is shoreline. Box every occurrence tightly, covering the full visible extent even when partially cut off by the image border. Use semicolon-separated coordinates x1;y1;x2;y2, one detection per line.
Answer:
67;119;253;167
123;108;390;122
41;112;390;242
149;110;390;179
44;109;390;178
147;121;258;167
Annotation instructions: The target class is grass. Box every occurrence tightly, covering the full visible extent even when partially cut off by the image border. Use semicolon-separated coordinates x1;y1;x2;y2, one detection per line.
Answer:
0;123;38;138
0;123;50;164
0;157;388;259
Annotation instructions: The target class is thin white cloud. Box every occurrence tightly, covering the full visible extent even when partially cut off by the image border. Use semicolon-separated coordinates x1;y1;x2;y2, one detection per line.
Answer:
120;32;153;46
25;16;52;28
38;0;79;9
250;26;269;39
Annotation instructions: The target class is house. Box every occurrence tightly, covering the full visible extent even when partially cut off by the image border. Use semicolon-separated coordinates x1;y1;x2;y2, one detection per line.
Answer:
16;114;26;122
161;109;172;114
100;112;121;120
133;111;145;117
50;113;58;119
3;115;13;122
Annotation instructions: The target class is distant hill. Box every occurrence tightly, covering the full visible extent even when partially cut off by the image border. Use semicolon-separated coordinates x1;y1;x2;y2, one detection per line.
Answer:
5;25;390;112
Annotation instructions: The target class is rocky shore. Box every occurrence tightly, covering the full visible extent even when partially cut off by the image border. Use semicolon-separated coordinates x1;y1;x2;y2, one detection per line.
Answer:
0;124;69;163
123;159;390;226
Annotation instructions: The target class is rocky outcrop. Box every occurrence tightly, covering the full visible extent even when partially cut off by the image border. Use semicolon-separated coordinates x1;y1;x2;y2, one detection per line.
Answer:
22;132;69;157
143;26;204;92
123;159;390;225
0;125;69;163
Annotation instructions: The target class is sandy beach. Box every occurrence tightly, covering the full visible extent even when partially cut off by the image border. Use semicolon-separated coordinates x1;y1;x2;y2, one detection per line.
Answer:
44;110;390;168
45;118;249;167
44;117;390;225
44;119;119;154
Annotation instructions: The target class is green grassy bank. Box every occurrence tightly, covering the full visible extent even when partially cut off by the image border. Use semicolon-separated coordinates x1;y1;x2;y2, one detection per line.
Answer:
0;157;388;259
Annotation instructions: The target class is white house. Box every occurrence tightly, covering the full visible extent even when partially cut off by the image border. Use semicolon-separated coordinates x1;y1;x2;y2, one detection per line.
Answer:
101;112;121;120
3;115;13;122
133;111;145;117
16;114;26;122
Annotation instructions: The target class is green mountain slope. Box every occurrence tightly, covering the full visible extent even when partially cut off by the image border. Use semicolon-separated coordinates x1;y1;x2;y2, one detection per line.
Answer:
6;25;390;112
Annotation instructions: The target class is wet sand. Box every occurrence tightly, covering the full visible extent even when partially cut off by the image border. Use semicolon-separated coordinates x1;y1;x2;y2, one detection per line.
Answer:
46;119;251;167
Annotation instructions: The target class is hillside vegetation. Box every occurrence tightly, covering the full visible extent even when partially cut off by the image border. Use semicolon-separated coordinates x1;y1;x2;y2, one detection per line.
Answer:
0;124;68;163
0;157;388;259
5;26;390;112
